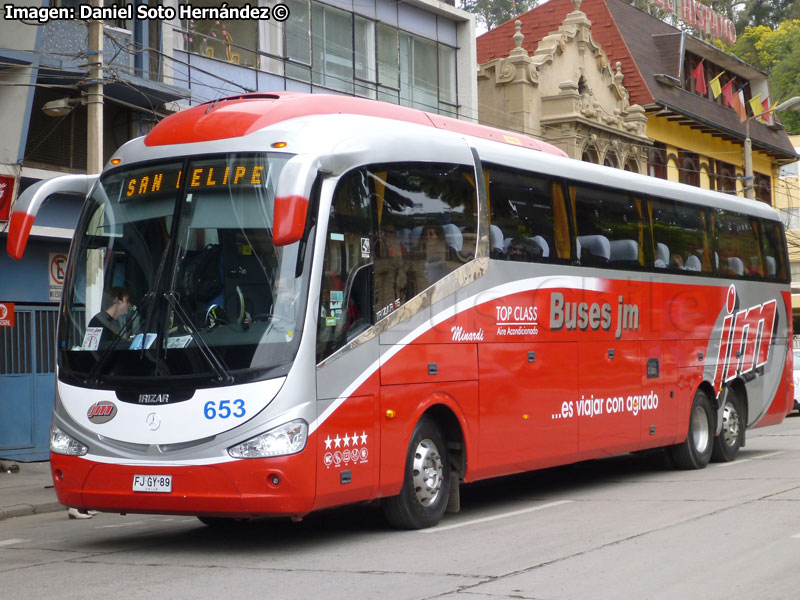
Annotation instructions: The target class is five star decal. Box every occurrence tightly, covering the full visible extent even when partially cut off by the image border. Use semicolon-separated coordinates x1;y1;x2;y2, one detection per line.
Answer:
323;431;369;468
324;431;368;449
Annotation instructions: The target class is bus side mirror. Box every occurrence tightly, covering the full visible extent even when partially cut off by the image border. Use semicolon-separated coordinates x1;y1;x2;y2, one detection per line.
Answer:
6;174;97;260
273;155;319;247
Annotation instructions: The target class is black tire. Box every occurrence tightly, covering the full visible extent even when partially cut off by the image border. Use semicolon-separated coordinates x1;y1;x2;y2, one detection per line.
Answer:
711;390;744;463
669;389;714;470
382;417;450;530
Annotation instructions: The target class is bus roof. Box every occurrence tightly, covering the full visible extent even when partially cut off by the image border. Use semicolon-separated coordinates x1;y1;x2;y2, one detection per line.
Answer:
144;92;567;158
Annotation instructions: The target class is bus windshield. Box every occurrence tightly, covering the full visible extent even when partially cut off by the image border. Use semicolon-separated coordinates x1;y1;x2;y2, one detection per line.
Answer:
58;152;311;388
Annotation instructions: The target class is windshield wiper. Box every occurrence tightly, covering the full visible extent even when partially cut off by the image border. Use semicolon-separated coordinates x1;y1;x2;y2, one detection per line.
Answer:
83;292;153;386
164;291;234;385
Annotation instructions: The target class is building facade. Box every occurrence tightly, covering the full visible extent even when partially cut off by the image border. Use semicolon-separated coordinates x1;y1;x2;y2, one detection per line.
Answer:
476;0;797;205
0;0;477;460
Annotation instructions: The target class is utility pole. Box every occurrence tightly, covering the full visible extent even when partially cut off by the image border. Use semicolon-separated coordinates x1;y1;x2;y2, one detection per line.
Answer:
743;118;754;199
86;0;104;175
743;96;800;201
84;0;104;329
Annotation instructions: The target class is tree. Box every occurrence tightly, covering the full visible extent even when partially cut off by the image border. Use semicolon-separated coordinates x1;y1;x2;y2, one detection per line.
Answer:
458;0;538;30
736;0;800;31
732;21;800;134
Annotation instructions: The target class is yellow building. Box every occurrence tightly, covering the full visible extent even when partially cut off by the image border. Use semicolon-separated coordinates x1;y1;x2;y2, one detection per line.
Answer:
477;0;797;206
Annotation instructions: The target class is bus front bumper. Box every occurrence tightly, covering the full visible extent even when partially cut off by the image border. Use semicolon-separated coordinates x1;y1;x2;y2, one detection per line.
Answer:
50;452;316;519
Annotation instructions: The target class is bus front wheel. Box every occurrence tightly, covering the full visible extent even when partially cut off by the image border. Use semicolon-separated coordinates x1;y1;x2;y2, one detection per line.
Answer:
382;417;450;530
669;389;714;470
711;390;744;462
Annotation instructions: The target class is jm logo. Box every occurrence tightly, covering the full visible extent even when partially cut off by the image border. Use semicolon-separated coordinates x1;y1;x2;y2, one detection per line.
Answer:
712;285;777;397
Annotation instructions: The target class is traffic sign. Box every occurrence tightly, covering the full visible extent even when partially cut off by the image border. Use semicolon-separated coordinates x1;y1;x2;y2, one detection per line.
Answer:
49;253;67;301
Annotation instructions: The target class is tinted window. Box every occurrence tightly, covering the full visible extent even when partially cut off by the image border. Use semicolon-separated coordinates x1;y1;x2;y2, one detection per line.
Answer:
712;209;763;278
759;219;789;282
317;162;477;361
570;183;647;268
486;165;571;263
650;197;711;273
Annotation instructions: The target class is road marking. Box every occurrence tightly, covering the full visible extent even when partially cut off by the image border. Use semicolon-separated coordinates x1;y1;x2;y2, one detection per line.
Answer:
715;450;785;467
0;539;29;547
420;500;573;533
791;533;800;539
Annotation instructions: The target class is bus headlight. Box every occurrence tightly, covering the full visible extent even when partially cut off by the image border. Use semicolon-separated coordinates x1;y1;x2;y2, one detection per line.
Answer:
228;419;308;458
50;425;88;456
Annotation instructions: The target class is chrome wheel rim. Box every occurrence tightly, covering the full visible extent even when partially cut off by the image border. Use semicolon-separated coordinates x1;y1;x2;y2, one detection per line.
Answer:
412;438;443;507
691;404;710;453
721;401;740;447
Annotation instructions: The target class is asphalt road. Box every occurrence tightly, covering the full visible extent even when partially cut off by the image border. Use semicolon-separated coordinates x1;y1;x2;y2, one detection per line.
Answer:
4;414;800;600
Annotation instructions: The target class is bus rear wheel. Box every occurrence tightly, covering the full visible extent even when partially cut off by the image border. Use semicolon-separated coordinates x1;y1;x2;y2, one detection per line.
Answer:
711;390;744;463
382;417;450;530
669;389;714;469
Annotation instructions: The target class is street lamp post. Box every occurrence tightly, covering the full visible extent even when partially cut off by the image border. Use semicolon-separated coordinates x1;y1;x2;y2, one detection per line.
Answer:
743;96;800;200
86;0;104;176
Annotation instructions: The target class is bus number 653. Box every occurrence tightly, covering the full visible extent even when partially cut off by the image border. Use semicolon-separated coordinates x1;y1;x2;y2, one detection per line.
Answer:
204;399;246;420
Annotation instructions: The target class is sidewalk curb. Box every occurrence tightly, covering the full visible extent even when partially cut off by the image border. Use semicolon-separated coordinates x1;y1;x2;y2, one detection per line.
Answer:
0;501;65;521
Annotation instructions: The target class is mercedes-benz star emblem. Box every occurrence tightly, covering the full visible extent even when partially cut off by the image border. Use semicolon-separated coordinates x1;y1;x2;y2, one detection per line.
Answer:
145;412;161;431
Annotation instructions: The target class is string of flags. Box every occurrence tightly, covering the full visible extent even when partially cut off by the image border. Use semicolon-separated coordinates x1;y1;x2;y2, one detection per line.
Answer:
690;59;778;124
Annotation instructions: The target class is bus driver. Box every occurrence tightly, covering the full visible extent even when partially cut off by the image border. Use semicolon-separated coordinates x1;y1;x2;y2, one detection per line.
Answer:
87;287;131;348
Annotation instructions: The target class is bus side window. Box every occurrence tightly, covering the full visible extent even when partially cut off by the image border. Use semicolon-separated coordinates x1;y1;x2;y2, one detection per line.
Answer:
485;164;566;263
759;219;789;282
649;197;710;273
571;183;647;269
712;208;763;279
371;163;476;317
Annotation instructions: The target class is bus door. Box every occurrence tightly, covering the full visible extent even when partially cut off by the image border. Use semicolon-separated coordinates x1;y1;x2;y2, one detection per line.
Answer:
314;174;380;511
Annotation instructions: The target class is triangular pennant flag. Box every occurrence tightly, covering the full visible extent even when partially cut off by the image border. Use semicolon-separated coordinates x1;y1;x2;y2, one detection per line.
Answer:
735;87;747;122
709;73;723;98
691;60;707;96
749;94;762;120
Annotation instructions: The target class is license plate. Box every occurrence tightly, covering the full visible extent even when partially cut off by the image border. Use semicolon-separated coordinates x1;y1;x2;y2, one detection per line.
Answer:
132;474;172;493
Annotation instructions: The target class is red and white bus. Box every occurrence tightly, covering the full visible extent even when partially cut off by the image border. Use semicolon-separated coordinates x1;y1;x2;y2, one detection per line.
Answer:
8;92;793;529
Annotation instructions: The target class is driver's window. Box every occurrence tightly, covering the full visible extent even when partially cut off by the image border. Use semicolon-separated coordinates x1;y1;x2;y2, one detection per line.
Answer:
316;169;374;362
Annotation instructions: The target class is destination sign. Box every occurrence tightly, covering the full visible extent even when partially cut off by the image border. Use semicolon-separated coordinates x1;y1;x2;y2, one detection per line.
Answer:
122;161;269;201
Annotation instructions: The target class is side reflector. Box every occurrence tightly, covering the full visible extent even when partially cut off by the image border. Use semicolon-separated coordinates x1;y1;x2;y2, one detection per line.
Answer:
272;195;308;247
